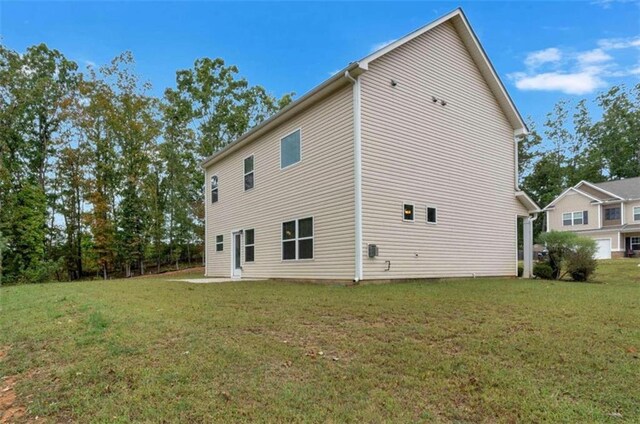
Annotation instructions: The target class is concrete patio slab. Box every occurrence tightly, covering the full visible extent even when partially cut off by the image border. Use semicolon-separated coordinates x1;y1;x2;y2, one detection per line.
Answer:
172;277;242;284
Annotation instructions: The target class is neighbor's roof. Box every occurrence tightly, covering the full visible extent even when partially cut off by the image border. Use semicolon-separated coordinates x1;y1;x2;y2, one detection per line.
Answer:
593;176;640;200
201;7;527;169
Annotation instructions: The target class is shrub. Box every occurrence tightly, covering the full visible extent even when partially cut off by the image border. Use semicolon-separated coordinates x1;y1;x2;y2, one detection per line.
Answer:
565;237;598;281
517;265;524;277
537;231;578;279
533;263;554;280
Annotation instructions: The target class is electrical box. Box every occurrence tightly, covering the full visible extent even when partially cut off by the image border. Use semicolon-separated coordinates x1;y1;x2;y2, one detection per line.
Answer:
368;244;379;258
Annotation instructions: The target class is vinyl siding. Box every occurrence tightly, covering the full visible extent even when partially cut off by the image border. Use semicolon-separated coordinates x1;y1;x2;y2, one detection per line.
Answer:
359;21;523;279
547;191;600;231
572;231;621;251
625;200;640;224
204;85;355;279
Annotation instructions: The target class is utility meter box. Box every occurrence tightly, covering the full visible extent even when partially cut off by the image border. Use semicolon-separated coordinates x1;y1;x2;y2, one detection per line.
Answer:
368;244;379;258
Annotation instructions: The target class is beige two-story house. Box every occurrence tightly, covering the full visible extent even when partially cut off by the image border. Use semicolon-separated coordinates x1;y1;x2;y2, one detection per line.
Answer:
201;8;540;282
544;177;640;259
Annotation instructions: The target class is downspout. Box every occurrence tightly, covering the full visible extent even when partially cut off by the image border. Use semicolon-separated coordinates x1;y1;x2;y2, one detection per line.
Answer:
346;70;363;282
523;212;539;278
203;168;208;276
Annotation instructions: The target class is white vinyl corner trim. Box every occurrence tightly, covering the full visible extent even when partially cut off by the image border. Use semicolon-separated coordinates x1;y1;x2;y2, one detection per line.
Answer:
346;70;363;282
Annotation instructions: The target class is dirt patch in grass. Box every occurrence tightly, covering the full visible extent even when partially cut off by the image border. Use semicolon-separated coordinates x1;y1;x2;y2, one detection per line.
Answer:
0;375;26;423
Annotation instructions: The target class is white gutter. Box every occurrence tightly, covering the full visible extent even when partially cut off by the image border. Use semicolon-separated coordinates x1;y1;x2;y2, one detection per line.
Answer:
345;70;363;282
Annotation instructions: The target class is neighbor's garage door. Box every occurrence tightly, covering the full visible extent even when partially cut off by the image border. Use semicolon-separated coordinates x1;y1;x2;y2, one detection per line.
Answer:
595;239;611;260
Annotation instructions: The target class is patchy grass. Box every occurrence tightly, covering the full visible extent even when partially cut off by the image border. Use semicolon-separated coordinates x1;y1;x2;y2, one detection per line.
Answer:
1;260;639;422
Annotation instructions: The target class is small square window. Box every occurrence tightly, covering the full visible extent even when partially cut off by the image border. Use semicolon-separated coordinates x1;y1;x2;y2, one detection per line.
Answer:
281;130;301;169
562;213;572;226
215;234;223;251
573;211;584;225
403;204;414;221
281;217;313;260
427;207;437;224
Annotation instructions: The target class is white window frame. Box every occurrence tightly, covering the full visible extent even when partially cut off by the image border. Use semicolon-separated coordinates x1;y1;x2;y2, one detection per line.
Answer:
244;228;255;262
633;206;640;222
402;203;415;222
631;237;640;250
281;217;314;261
244;154;255;191
563;210;584;226
426;206;437;224
572;211;584;225
211;175;219;204
279;128;302;170
215;234;223;252
562;212;572;226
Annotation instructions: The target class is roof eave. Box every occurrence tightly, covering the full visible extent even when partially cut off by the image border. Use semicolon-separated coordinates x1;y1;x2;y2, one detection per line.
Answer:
201;62;364;169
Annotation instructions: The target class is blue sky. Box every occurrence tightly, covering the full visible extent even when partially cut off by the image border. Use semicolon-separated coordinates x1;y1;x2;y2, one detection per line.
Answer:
2;1;639;128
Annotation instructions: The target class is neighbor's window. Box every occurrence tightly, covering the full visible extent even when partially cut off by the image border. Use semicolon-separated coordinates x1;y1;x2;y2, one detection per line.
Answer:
633;207;640;222
211;175;219;203
572;211;584;225
631;237;640;250
216;235;223;252
244;155;254;191
403;203;414;221
245;229;255;262
282;217;313;260
604;207;621;221
280;129;301;169
427;207;437;224
562;213;572;226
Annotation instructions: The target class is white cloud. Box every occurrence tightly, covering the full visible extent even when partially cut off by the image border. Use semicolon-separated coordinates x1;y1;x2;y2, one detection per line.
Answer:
328;69;341;76
524;48;562;68
577;49;612;64
513;72;607;95
511;35;640;95
370;39;396;53
597;36;640;49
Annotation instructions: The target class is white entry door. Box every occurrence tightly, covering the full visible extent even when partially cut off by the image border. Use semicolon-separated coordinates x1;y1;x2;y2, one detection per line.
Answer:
232;231;242;278
594;239;611;260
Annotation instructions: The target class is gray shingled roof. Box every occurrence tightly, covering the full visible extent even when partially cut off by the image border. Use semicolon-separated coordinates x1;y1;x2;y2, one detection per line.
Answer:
594;176;640;200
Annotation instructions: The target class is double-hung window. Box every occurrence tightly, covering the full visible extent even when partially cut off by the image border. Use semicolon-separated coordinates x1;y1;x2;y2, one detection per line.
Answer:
211;175;219;203
572;211;584;225
631;237;640;251
282;217;313;260
633;207;640;222
244;155;254;190
604;207;621;221
245;229;255;262
563;211;587;226
215;235;223;252
280;129;301;169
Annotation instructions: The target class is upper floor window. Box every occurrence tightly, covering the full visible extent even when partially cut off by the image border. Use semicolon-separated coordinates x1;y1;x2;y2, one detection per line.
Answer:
281;129;301;169
402;203;415;222
211;175;219;203
604;207;621;221
633;207;640;222
563;211;587;226
282;217;313;260
244;155;254;191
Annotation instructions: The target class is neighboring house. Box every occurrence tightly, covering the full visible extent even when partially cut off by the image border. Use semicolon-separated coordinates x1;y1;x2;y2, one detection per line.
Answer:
544;177;640;259
201;8;540;282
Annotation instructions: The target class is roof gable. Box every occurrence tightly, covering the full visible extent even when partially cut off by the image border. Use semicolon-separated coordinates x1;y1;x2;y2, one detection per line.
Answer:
593;177;640;200
544;187;602;209
358;8;527;135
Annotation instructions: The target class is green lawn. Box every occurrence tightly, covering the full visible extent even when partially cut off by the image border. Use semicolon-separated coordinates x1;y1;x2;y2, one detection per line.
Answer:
1;261;639;423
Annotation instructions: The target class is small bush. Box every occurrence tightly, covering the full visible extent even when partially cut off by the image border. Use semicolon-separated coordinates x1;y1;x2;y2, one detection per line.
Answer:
533;263;554;280
565;238;598;281
517;265;524;277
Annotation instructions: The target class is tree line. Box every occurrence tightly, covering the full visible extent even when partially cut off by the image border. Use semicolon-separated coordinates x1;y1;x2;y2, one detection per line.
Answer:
0;44;292;283
1;42;638;284
518;84;640;236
